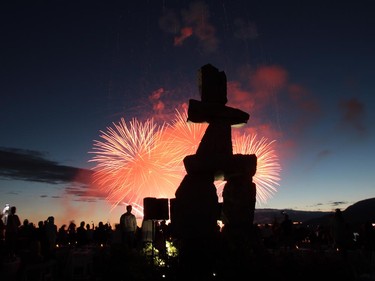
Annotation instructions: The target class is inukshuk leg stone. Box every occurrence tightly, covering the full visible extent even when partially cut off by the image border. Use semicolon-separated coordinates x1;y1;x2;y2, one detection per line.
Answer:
173;64;256;278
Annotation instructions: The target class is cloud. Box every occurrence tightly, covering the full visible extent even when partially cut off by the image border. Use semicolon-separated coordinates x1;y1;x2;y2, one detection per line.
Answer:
174;27;193;46
250;65;288;102
0;147;93;184
330;201;349;208
159;1;218;53
316;149;332;160
338;98;367;139
149;88;166;115
307;149;332;172
143;86;190;122
0;147;109;205
308;200;350;211
65;184;107;202
182;1;218;52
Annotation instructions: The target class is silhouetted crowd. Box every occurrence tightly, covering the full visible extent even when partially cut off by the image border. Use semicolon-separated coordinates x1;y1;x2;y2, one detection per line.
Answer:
1;205;374;281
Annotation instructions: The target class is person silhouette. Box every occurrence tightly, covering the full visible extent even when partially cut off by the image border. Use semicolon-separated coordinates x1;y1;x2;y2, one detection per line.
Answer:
280;212;294;250
331;208;353;258
119;205;137;250
2;203;10;225
5;206;21;257
44;216;57;259
76;220;88;247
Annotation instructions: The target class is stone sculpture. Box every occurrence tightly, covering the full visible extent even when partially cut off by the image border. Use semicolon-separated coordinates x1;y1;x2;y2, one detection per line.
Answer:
173;64;257;278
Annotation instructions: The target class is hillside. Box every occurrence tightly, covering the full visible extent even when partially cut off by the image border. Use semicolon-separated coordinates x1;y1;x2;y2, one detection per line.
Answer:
253;208;331;224
254;197;375;226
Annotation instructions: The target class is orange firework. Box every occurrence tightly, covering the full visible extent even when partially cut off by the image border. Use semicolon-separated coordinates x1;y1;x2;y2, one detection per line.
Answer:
168;110;281;204
165;109;208;158
231;133;281;203
89;118;183;211
89;110;281;211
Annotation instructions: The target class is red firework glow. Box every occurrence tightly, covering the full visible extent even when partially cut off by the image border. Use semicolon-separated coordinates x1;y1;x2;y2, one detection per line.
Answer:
89;110;281;212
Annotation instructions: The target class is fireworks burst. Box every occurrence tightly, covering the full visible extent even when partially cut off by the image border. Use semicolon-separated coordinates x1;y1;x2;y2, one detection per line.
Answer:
89;118;183;211
89;110;281;211
231;133;281;204
167;110;281;204
165;109;208;158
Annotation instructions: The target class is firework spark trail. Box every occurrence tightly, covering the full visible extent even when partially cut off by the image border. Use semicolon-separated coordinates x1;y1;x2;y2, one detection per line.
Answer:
166;109;208;158
231;133;281;203
89;110;281;211
168;110;280;204
89;118;183;211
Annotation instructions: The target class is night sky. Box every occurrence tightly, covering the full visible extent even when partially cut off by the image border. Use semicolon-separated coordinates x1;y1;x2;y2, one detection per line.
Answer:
1;0;374;227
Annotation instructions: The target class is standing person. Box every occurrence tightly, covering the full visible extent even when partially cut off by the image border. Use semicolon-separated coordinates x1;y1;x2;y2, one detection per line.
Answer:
85;223;94;245
5;206;21;257
57;224;68;246
76;221;88;247
119;205;137;250
331;208;351;257
67;221;77;245
44;216;57;260
2;203;10;225
0;214;5;253
280;213;294;250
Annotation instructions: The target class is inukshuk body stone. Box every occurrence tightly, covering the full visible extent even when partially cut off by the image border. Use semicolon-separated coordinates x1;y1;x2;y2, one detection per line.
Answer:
173;64;257;278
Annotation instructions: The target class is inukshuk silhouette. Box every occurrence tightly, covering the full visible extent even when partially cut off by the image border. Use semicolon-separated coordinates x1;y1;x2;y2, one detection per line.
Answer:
173;64;257;277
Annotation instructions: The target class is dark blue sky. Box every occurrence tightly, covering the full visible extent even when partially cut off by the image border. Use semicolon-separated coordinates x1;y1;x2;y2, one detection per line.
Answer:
1;0;374;226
